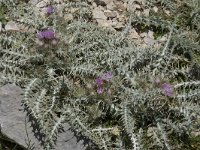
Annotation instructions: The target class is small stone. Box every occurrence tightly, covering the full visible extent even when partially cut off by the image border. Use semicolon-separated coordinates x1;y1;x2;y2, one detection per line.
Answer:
113;22;124;29
159;36;167;42
36;1;46;8
130;28;140;39
64;14;73;22
123;2;128;10
147;127;156;137
144;9;150;17
117;14;126;22
114;1;126;11
107;2;116;10
93;8;107;20
96;19;113;27
104;10;117;18
135;4;141;9
92;2;97;8
148;30;154;39
5;21;20;31
98;5;105;11
30;0;39;5
144;37;155;46
140;32;147;38
43;0;50;3
164;10;170;16
94;0;107;6
154;43;162;50
153;6;158;13
54;0;63;2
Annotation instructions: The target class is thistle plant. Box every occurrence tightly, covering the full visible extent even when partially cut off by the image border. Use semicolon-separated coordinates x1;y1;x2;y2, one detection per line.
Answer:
0;0;200;150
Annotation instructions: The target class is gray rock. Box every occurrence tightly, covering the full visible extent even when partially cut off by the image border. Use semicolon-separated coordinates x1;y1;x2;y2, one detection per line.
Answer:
93;8;107;20
0;84;86;150
5;21;20;31
104;10;118;18
144;37;156;46
148;30;154;39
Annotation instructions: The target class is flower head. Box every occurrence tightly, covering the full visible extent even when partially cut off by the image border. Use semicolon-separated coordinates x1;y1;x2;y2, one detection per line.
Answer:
160;83;174;97
101;72;113;81
46;6;55;15
95;77;103;86
97;87;104;94
37;29;55;40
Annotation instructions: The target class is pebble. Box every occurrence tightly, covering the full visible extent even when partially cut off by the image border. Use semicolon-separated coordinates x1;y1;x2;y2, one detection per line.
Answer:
148;30;154;39
144;9;150;17
130;28;140;39
93;8;107;20
144;37;155;45
107;2;116;10
5;21;20;31
153;6;158;13
104;10;118;18
64;14;74;22
36;1;46;8
140;32;147;38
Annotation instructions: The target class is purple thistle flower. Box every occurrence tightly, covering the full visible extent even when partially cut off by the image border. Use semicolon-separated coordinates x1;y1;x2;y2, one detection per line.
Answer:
97;87;104;94
46;6;55;15
37;31;44;39
96;77;103;86
37;29;55;40
160;83;174;97
101;72;113;81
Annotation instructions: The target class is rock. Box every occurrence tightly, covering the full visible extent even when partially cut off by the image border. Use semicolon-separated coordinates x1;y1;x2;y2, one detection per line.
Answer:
134;4;141;9
94;0;107;6
93;8;107;20
36;1;46;8
114;1;126;11
30;0;39;5
96;19;113;27
123;2;128;10
0;84;41;149
92;2;97;8
147;127;156;137
130;28;140;39
104;10;117;18
118;14;126;22
106;2;116;10
159;36;167;42
154;43;162;50
5;21;20;31
113;22;124;29
98;5;105;11
64;14;74;22
164;9;170;16
0;84;87;150
144;9;150;17
140;32;147;38
54;0;64;3
148;30;154;39
144;37;155;46
153;6;158;13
